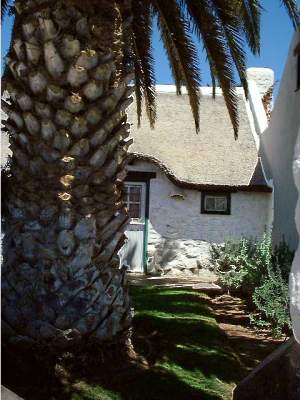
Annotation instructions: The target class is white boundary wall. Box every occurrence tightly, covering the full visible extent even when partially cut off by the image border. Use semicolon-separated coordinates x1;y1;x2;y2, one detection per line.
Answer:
291;127;300;343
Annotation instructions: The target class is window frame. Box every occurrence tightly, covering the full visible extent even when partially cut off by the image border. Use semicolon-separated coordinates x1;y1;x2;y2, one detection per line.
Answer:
124;181;146;223
201;192;231;215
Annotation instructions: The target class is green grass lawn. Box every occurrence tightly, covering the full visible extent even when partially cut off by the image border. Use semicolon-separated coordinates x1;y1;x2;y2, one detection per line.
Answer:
67;286;247;400
4;286;250;400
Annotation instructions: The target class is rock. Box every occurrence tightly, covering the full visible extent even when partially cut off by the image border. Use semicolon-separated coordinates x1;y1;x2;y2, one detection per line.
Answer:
233;337;300;400
74;216;96;240
192;283;223;294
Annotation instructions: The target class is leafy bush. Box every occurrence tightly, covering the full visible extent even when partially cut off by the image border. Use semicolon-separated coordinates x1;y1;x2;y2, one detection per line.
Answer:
251;272;291;336
211;234;294;336
211;234;272;296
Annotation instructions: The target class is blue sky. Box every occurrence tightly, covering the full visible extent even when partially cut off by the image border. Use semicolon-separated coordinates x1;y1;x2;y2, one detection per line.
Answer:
1;1;298;97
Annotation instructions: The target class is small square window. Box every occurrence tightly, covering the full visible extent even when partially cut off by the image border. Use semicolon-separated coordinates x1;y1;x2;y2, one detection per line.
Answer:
201;192;231;215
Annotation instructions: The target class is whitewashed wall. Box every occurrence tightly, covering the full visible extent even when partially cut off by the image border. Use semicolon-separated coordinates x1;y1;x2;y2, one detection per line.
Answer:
131;161;272;274
291;127;300;343
259;33;300;250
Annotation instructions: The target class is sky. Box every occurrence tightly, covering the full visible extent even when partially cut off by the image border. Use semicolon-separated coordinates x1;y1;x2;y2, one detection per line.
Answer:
1;1;299;98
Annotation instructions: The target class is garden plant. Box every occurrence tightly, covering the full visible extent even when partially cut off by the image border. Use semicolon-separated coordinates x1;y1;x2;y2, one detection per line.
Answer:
211;234;294;336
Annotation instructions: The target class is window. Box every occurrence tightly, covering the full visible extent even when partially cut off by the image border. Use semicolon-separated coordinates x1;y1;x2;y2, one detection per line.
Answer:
123;183;145;221
201;192;231;215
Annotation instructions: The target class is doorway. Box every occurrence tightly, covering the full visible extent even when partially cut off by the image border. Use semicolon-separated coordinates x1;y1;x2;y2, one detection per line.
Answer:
121;182;146;272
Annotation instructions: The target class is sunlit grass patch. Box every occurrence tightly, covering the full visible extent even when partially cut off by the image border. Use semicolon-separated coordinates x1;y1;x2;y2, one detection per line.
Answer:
4;285;247;400
71;286;244;400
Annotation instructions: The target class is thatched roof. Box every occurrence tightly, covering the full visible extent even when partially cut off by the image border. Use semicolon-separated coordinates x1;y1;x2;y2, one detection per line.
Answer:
127;86;271;192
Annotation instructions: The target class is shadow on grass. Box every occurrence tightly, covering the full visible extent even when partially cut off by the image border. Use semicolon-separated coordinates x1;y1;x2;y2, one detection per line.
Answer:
70;287;246;400
2;286;250;400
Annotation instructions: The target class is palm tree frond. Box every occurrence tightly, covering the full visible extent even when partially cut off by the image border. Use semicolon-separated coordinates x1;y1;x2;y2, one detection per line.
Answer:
205;49;217;99
212;0;248;96
236;0;261;55
157;17;185;95
132;0;156;128
185;0;239;137
280;0;299;29
1;0;10;20
154;0;201;132
134;65;143;127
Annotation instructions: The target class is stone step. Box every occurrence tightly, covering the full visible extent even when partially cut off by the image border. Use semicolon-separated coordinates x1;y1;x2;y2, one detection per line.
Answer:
192;282;223;294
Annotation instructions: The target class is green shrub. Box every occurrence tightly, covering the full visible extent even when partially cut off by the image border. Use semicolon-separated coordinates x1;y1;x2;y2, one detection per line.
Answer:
272;239;294;280
251;273;291;336
211;234;294;336
211;233;272;296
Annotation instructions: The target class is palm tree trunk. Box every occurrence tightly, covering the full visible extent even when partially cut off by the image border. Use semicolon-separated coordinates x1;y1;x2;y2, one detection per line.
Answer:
2;0;134;352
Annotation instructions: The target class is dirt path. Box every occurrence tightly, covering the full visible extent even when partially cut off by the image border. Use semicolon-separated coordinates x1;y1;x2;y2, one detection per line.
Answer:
206;294;285;372
128;271;222;292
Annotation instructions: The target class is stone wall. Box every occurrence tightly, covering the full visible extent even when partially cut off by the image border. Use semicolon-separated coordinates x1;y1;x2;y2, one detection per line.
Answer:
130;161;273;275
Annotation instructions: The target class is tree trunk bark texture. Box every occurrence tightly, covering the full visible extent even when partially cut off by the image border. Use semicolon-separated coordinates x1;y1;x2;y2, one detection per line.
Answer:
2;0;134;352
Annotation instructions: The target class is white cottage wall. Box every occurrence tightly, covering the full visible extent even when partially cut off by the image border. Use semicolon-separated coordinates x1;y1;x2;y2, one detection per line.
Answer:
130;161;272;274
291;127;300;343
259;33;300;250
